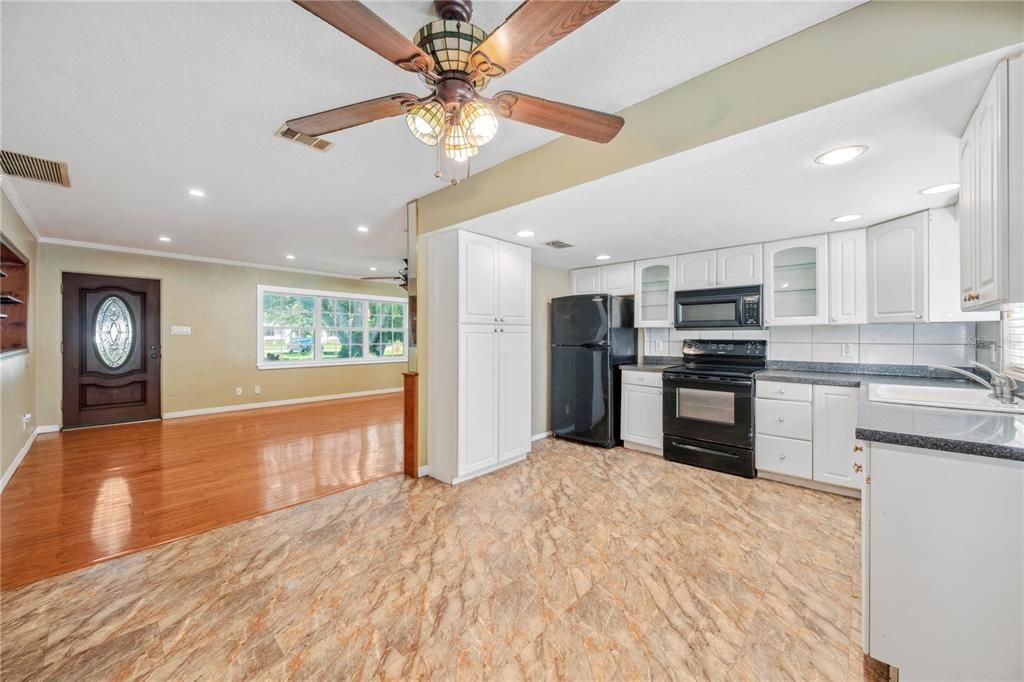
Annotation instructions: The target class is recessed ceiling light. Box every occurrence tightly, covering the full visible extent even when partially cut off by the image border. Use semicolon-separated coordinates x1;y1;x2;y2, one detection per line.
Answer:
920;183;960;195
595;254;611;261
814;146;868;166
357;226;369;233
285;254;295;260
831;214;862;223
187;188;205;197
369;266;377;271
158;236;171;242
515;230;535;238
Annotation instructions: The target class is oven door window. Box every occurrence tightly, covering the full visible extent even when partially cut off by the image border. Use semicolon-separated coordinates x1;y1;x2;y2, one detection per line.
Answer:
675;386;736;424
678;301;737;324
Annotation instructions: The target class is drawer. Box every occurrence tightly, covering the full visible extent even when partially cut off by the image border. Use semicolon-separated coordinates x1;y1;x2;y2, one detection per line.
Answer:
756;380;811;402
755;398;812;440
756;434;812;479
622;370;663;388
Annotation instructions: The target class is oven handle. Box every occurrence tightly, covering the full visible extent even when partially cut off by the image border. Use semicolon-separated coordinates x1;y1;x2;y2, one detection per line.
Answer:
666;438;741;460
663;375;752;387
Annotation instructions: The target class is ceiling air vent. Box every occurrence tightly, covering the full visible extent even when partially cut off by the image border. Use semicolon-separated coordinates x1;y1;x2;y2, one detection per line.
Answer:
1;150;70;187
544;240;574;250
275;125;334;152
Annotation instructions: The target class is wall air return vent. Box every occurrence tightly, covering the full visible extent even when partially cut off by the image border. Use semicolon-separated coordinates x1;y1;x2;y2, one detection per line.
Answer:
275;125;334;152
543;240;574;249
1;150;70;187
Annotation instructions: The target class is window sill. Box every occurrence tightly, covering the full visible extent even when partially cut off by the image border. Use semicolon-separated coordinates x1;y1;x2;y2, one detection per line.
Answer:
257;357;408;370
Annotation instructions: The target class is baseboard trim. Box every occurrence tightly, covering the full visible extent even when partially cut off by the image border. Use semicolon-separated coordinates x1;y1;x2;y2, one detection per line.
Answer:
531;431;552;442
37;424;60;434
417;465;431;477
758;471;861;498
1;427;39;493
163;388;402;419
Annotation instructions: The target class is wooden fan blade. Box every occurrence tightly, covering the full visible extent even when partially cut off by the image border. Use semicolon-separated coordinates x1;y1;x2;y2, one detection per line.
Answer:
294;1;434;74
469;0;617;77
485;91;623;143
286;94;418;137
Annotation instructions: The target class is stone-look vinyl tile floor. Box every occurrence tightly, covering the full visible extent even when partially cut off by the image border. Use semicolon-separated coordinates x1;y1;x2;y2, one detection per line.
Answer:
1;438;867;681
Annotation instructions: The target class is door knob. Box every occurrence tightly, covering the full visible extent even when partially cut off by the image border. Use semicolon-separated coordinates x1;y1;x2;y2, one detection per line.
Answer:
150;353;158;359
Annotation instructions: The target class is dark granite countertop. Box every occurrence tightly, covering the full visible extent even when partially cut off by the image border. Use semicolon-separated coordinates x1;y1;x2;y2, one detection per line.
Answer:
619;363;674;373
754;368;1024;461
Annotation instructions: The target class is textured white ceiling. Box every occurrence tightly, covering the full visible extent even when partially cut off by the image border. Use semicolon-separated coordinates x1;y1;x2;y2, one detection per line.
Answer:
451;46;1023;269
1;0;859;277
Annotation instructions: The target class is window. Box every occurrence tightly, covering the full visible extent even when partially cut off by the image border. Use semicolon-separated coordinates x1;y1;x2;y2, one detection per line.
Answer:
1004;306;1024;380
258;285;407;368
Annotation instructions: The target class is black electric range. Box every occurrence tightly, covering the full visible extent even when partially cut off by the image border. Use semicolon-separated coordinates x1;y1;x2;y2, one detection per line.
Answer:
662;339;766;478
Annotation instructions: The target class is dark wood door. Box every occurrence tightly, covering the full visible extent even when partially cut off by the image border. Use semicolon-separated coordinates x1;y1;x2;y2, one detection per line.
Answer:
62;273;161;429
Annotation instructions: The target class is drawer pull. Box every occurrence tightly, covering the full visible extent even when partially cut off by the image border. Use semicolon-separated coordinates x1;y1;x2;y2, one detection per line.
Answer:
779;453;787;460
778;389;785;394
777;417;785;422
853;444;864;452
853;463;864;473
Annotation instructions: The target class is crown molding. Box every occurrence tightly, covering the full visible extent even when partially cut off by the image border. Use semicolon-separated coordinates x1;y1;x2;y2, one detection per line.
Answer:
0;179;42;241
35;236;400;285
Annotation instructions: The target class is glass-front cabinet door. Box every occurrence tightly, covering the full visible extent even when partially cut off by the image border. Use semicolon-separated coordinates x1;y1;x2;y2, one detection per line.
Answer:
634;257;675;327
764;235;829;326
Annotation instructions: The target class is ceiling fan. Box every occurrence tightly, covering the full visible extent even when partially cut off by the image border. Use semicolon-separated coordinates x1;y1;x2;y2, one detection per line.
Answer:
287;0;625;180
362;259;409;290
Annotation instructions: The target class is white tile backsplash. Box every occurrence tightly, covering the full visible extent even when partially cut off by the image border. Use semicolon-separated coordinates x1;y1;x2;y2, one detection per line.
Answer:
913;344;974;367
812;343;860;363
859;323;914;344
699;330;734;340
771;342;813;362
913;322;975;345
811;325;860;343
770;326;812;343
733;329;769;340
860;343;914;365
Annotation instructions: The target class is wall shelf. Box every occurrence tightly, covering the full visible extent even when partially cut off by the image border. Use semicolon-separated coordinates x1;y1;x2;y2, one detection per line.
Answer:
0;294;24;305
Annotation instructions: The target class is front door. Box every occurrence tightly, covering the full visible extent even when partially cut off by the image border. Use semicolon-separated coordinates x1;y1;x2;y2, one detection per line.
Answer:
62;273;161;428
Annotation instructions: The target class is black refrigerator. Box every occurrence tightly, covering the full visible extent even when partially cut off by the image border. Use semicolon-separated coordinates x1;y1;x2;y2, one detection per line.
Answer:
550;294;636;448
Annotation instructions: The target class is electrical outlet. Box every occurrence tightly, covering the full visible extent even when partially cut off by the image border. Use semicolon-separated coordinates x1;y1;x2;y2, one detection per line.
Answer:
841;343;854;357
254;385;261;394
235;387;243;396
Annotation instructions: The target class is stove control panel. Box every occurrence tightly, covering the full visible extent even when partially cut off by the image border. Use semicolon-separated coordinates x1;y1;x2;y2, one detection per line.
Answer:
682;339;765;357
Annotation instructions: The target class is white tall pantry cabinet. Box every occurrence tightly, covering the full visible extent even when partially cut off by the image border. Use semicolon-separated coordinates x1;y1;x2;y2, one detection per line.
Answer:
427;230;533;484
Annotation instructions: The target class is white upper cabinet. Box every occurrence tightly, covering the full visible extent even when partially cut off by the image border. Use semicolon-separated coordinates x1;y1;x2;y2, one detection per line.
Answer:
929;208;999;322
601;261;635;295
498;241;531;326
827;228;867;325
867;212;928;323
570;267;601;294
717;244;763;288
960;58;1012;310
764;235;829;326
459;231;500;324
460;232;531;325
635;257;675;327
675;250;717;291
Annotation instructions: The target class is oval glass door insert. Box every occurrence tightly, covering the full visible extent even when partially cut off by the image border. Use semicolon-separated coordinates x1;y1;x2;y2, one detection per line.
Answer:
94;296;134;368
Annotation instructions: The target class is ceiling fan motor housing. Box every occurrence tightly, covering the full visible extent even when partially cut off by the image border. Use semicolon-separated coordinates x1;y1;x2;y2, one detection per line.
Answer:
435;0;472;22
435;77;476;112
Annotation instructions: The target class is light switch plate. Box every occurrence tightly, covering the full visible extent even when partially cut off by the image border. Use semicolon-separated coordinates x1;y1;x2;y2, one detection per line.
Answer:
170;325;191;336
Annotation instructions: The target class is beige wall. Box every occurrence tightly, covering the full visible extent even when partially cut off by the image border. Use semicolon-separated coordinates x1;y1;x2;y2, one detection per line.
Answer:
1;190;38;482
34;243;407;426
531;262;570;435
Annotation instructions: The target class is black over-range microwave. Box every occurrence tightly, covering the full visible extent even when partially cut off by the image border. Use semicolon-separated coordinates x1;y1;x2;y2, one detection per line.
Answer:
674;285;763;329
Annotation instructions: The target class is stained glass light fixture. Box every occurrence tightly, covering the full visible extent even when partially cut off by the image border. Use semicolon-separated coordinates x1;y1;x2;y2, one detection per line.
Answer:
405;100;446;146
414;20;489;89
443;121;478;161
460;100;499;146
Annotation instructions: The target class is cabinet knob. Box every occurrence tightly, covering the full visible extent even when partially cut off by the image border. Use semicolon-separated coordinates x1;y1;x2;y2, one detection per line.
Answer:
708;280;714;286
779;453;787;460
499;328;504;333
830;317;838;323
777;416;785;422
914;314;922;319
853;444;864;452
853;463;864;473
778;389;785;395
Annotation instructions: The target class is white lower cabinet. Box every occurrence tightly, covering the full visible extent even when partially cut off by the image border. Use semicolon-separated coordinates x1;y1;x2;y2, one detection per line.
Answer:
864;443;1023;679
621;370;662;452
811;385;862;489
755;379;860;492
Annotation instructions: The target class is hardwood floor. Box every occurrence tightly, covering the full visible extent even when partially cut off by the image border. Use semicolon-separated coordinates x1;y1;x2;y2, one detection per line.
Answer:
0;393;403;590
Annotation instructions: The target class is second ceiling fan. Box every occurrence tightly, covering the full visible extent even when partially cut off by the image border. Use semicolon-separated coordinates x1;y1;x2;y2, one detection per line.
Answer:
287;0;625;178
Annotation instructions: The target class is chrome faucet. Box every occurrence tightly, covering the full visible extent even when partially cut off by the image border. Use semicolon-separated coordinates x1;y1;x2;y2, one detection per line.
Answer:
929;362;1019;405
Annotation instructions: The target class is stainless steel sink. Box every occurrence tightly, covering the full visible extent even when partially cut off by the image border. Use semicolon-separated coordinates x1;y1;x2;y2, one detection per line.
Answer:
868;383;1024;414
